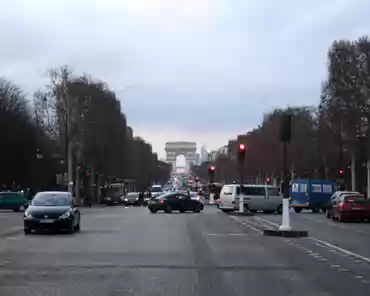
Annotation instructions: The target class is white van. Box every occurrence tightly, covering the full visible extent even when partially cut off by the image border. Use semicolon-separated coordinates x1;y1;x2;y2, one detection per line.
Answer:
218;184;282;213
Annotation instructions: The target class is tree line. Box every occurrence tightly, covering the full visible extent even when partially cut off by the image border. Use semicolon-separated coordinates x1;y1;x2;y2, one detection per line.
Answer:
1;65;171;200
210;36;370;194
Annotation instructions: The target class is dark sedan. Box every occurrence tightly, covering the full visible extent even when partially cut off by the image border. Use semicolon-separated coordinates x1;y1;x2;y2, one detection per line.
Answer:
24;191;81;234
148;192;204;213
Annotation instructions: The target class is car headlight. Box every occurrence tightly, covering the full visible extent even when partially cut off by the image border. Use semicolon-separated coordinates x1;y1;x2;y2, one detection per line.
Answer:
106;197;111;201
60;211;72;219
124;198;128;201
24;211;33;219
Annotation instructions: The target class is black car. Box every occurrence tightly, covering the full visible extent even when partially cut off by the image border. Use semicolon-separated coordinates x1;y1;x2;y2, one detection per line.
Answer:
148;192;204;213
24;191;81;234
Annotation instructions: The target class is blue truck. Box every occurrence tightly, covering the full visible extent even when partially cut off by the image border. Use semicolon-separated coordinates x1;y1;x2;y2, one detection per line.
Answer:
289;179;338;213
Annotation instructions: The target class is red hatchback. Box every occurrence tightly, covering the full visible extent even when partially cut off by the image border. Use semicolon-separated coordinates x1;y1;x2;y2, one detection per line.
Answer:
331;195;370;222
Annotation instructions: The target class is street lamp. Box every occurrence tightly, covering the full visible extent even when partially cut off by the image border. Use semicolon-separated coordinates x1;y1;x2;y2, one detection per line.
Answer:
237;143;246;213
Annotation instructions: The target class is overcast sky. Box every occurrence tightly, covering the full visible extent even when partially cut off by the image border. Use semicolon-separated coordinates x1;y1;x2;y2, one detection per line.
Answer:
1;0;369;158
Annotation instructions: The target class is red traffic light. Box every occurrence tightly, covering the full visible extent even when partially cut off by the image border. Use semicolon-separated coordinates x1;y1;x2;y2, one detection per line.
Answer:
210;166;215;171
239;144;246;151
266;177;271;183
339;169;344;175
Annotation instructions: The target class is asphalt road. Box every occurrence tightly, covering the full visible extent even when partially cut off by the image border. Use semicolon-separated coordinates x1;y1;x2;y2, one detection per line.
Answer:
0;206;369;295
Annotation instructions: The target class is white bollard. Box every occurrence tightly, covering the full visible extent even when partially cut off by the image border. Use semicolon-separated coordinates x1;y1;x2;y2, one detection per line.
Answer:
239;195;244;213
279;198;292;231
209;193;215;204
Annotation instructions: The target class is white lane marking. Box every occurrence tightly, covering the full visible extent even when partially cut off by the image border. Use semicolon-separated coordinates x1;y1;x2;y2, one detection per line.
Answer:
253;216;370;265
330;264;341;268
361;280;370;284
228;216;262;235
206;233;248;237
355;275;363;279
254;217;280;227
309;237;370;264
338;268;349;272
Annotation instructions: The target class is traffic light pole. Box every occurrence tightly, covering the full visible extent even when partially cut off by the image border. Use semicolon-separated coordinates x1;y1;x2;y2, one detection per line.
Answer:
239;160;244;213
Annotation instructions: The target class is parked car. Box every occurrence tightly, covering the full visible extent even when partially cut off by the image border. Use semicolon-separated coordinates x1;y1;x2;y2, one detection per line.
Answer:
327;194;370;222
326;191;360;219
0;191;29;211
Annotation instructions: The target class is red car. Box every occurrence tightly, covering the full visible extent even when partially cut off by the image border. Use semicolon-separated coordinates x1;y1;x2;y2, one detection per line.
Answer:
331;194;370;222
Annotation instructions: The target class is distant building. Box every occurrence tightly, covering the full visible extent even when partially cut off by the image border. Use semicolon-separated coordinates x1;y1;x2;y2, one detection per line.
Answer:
200;145;209;163
196;153;200;165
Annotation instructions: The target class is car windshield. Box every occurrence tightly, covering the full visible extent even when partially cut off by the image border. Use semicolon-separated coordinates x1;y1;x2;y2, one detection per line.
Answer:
32;193;71;206
151;186;162;192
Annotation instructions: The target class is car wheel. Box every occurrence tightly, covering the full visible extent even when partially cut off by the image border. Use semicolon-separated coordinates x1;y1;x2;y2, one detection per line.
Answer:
75;221;81;232
24;229;31;235
276;204;283;214
326;210;331;219
193;206;201;213
164;205;172;213
149;208;157;213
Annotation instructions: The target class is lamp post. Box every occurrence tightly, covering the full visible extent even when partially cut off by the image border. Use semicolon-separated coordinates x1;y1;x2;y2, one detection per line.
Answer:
238;143;246;213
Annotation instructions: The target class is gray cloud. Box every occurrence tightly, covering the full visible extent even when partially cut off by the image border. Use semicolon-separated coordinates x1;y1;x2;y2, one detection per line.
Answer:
1;0;370;153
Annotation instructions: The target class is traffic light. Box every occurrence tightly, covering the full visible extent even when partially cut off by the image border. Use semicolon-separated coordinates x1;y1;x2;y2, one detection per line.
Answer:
238;143;246;163
339;169;345;177
265;177;271;184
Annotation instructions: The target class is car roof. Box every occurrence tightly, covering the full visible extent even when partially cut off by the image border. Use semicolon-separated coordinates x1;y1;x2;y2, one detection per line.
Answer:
36;191;71;195
224;184;277;188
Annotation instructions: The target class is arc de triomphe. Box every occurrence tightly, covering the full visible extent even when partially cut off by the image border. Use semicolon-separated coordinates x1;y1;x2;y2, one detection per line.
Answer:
165;142;197;173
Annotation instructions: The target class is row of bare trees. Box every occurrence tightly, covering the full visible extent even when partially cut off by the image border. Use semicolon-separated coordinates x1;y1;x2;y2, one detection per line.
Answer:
209;36;370;195
1;66;171;200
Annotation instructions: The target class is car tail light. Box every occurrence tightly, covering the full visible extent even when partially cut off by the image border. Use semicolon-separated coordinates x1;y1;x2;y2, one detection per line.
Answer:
339;202;350;210
159;200;164;204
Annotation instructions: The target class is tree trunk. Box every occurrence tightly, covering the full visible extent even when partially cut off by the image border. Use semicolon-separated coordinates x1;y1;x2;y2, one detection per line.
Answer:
351;150;356;191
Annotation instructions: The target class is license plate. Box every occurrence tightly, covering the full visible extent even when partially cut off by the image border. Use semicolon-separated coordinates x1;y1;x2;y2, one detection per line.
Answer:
40;219;54;223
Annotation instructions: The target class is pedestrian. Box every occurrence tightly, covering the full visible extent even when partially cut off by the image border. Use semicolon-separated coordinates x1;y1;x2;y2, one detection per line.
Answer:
138;191;144;206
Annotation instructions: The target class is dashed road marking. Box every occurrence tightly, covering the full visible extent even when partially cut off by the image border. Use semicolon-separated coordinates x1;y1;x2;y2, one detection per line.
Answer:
330;264;341;268
228;216;262;235
253;216;370;265
206;233;248;237
310;237;370;264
